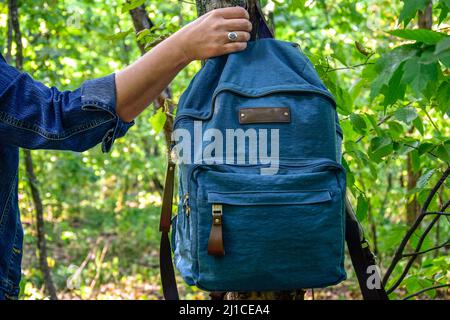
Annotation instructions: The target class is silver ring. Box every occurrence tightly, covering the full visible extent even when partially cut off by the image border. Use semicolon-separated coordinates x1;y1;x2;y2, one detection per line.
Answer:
227;32;238;42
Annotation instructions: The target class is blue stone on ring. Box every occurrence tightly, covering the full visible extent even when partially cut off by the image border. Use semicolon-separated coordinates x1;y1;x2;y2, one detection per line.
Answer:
228;32;238;41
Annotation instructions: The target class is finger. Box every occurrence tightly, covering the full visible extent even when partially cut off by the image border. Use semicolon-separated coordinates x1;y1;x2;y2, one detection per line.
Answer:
214;6;249;20
222;42;248;55
225;31;250;43
222;18;253;32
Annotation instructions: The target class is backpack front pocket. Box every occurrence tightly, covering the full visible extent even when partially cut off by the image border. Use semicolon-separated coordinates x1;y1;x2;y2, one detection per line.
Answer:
189;160;346;292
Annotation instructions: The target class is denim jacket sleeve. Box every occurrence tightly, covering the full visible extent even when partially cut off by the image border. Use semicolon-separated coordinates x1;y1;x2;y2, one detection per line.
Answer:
0;54;133;153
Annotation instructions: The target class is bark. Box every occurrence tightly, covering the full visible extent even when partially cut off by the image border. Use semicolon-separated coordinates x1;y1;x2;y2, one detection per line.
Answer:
23;151;58;300
8;0;58;300
197;0;305;301
405;0;433;224
418;0;433;29
197;0;271;40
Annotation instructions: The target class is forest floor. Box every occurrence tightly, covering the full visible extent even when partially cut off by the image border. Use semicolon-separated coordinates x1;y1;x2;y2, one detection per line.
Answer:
19;201;447;300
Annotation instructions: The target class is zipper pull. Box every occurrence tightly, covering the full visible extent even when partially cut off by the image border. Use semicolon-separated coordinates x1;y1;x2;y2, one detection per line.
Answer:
182;193;190;217
208;204;225;256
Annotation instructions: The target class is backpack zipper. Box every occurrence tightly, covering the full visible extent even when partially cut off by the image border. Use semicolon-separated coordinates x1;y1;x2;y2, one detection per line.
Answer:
173;87;336;129
183;159;344;219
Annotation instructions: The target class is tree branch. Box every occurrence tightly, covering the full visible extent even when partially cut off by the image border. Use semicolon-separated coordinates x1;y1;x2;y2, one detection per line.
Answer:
402;240;449;257
402;283;449;300
383;167;450;288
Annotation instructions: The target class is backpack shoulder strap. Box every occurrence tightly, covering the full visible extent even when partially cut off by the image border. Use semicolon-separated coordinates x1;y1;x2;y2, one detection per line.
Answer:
159;158;179;300
345;197;389;300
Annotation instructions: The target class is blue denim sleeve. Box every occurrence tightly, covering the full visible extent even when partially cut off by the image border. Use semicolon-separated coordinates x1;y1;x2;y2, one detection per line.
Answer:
0;55;133;152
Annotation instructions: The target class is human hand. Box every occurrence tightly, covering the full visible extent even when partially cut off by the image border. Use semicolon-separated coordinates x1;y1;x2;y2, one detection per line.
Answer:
170;6;252;62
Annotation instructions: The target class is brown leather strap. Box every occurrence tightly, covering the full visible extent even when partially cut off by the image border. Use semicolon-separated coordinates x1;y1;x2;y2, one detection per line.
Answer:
159;157;179;300
160;232;179;300
208;205;225;256
159;161;175;232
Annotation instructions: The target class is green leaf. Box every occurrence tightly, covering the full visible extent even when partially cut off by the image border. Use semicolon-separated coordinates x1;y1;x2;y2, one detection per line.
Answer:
122;0;146;13
387;121;404;139
394;107;418;124
435;36;450;55
416;169;436;190
382;61;407;105
387;29;447;45
418;142;435;155
288;0;306;11
404;276;422;295
341;158;355;188
402;58;439;93
412;116;424;135
398;0;429;26
149;108;167;134
356;195;368;221
104;28;133;41
436;81;450;115
332;43;350;67
435;143;450;163
411;149;421;173
369;136;394;162
417;188;432;205
350;113;367;133
365;114;383;136
136;29;151;42
437;1;450;24
370;45;418;101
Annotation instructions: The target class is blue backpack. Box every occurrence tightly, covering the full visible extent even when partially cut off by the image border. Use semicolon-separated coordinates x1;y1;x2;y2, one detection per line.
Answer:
158;28;388;301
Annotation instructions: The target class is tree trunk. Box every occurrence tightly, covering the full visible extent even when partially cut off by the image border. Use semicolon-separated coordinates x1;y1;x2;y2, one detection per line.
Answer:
128;4;175;151
8;0;58;300
196;0;305;301
23;151;58;300
418;0;433;29
196;0;270;40
405;1;433;225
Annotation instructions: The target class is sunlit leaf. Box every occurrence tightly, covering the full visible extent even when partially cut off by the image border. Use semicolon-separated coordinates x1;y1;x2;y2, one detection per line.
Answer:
416;169;436;190
149;108;167;134
394;106;418;124
387;29;447;45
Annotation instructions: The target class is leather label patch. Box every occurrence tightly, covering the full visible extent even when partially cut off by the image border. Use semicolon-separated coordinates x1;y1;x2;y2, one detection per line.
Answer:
238;107;291;124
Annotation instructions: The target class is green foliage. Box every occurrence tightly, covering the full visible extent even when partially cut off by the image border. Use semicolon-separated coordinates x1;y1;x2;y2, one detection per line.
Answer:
387;28;447;44
398;0;429;26
0;0;448;300
149;108;167;134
